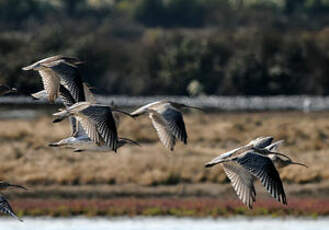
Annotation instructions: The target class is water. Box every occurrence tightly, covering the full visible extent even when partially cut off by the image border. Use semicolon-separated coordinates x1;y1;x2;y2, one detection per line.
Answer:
0;217;328;230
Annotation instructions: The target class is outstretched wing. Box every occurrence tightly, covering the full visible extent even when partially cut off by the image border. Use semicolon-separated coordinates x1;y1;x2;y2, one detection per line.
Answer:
159;104;187;144
39;69;60;103
79;105;118;151
75;114;102;146
0;195;22;221
45;61;85;102
149;111;176;151
59;85;76;107
236;151;287;205
223;162;256;209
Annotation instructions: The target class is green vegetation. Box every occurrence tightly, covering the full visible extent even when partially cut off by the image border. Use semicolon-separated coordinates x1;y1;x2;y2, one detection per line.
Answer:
1;0;329;96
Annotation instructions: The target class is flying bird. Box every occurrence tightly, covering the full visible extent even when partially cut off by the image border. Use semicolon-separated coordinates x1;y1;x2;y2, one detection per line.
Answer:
49;135;140;152
49;108;140;152
205;137;306;209
52;102;133;152
0;181;27;222
32;83;95;136
130;100;202;151
22;55;85;103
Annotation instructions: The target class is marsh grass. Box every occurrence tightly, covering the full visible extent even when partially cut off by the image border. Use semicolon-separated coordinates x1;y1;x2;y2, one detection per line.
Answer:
0;111;327;187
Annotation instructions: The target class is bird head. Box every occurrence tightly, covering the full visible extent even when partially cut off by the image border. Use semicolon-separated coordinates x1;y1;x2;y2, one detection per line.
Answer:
267;153;308;168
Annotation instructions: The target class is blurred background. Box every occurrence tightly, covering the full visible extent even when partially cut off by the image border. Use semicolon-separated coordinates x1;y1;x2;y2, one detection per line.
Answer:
1;0;329;96
0;0;329;229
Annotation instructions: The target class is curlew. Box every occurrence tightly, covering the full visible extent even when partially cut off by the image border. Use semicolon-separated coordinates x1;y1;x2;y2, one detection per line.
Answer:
52;102;133;152
130;100;202;151
205;137;307;209
49;109;140;152
32;83;95;137
22;55;85;103
49;134;140;152
0;181;27;221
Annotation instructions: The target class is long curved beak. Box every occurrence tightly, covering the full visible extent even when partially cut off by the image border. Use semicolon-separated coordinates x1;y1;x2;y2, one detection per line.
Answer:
118;137;141;147
291;161;308;168
271;152;292;160
185;105;204;112
258;149;293;161
10;184;27;190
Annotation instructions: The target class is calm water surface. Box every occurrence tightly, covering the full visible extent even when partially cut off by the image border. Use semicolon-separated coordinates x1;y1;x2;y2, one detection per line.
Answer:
0;217;328;230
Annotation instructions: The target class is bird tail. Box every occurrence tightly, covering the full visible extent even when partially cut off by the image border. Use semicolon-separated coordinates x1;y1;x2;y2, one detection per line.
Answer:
205;159;225;168
31;90;48;100
130;113;140;118
52;109;70;123
205;154;234;167
205;145;252;168
265;139;284;151
48;142;60;147
22;64;36;71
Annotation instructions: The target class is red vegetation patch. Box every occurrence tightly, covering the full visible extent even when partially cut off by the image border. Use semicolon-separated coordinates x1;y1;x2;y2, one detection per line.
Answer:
8;198;329;217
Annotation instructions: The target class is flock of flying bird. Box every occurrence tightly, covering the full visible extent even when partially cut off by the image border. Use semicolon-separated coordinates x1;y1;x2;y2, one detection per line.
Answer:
0;55;307;221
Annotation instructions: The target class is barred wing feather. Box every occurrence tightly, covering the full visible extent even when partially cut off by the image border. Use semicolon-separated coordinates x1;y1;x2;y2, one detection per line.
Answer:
149;111;176;151
46;61;85;102
161;105;187;144
80;105;118;151
236;152;287;205
223;162;256;209
39;69;60;103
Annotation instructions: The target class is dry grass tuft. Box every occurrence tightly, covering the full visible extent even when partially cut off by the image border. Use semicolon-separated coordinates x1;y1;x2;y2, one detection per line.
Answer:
0;111;328;187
